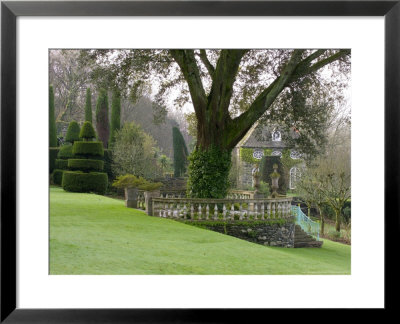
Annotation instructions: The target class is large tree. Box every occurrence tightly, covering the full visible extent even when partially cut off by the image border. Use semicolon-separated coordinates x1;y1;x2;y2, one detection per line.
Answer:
82;49;350;198
95;88;110;148
109;88;121;147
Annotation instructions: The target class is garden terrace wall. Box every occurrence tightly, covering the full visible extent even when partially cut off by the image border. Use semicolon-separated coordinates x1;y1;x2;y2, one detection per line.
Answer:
183;220;295;248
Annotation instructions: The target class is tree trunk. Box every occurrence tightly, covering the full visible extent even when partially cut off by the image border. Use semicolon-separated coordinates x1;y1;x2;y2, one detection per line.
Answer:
334;209;341;232
318;207;325;235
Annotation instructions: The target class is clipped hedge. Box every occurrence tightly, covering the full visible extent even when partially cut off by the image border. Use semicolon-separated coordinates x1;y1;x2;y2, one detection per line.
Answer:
55;159;68;170
52;169;64;185
103;149;113;180
62;171;108;194
57;145;74;159
72;141;104;157
68;159;104;172
49;147;60;173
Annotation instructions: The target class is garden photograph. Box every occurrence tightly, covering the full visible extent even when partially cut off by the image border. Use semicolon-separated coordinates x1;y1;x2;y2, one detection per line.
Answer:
49;49;351;275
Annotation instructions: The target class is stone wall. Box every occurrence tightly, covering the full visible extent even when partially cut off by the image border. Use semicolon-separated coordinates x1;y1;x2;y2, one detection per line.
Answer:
185;220;295;248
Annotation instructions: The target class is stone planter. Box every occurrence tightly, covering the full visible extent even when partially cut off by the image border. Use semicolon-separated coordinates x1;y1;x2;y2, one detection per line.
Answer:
124;187;138;208
144;190;160;216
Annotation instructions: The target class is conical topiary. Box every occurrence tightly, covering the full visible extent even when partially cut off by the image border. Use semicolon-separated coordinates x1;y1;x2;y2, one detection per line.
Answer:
80;121;96;141
65;121;81;144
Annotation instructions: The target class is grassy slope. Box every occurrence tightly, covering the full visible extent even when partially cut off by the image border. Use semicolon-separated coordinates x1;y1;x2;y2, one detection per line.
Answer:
50;187;351;275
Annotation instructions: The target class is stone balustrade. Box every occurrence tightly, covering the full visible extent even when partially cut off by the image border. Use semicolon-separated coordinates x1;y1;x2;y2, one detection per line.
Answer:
150;197;293;220
225;189;255;199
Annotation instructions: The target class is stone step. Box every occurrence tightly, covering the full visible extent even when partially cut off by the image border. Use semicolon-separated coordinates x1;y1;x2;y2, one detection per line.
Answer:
294;241;323;248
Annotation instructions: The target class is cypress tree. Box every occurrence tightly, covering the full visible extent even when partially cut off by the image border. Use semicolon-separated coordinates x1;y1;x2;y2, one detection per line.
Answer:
172;127;188;177
109;89;121;147
95;88;110;148
65;120;81;144
49;85;57;147
85;88;92;123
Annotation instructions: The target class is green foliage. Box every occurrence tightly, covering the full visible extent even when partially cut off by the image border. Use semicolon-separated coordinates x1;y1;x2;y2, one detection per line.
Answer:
49;85;57;147
103;149;114;180
72;141;104;157
258;181;270;196
109;89;121;147
112;174;162;191
239;148;272;164
49;147;60;173
52;169;64;185
55;159;68;170
111;122;162;180
65;121;81;144
68;159;104;172
172;127;188;177
95;88;110;148
187;146;231;198
57;145;74;159
79;121;97;140
62;171;108;194
85;88;92;123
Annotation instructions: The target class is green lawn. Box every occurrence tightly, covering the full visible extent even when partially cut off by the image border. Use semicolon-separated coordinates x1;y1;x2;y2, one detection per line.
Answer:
50;187;351;275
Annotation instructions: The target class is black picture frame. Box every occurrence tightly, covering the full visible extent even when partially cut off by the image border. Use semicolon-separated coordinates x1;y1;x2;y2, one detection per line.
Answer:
1;0;398;322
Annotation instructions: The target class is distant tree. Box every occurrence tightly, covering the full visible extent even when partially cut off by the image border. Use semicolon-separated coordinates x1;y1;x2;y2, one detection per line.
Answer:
80;121;96;141
172;127;188;177
49;85;58;147
109;89;121;147
65;121;81;144
85;88;92;123
95;88;110;148
112;122;162;180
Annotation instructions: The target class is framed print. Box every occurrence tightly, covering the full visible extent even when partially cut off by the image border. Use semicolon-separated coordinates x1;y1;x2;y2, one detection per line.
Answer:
1;0;398;321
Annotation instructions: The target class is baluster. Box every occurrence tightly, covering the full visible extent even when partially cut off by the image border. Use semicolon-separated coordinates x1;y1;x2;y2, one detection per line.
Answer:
163;203;167;218
261;203;265;220
247;203;251;220
230;203;235;220
190;204;194;219
214;204;218;220
223;204;227;220
277;202;281;218
183;203;187;219
198;204;202;220
206;204;209;220
271;203;275;219
266;203;270;219
239;203;243;220
254;203;258;220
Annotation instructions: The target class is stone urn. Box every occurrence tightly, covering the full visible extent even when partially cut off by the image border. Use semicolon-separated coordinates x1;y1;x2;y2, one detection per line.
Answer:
124;187;138;208
144;190;160;216
270;164;280;198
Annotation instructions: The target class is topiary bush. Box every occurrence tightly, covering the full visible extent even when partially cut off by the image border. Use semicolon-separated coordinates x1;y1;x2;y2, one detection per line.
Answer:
62;171;108;194
55;159;68;170
68;159;104;172
72;141;104;157
49;147;60;173
65;121;81;144
52;169;64;185
80;121;96;140
57;145;74;159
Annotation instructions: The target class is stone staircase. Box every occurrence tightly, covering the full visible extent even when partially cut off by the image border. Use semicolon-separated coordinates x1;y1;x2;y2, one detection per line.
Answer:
294;225;323;248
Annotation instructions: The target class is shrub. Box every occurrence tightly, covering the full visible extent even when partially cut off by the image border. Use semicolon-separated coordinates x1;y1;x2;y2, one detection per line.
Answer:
112;174;162;191
62;171;108;194
72;141;104;157
103;149;113;179
49;85;57;147
172;127;188;177
57;145;74;159
55;159;68;170
68;159;104;172
80;121;96;140
49;147;60;173
109;89;121;147
65;121;81;144
187;146;231;199
52;169;64;185
85;88;92;123
95;88;109;148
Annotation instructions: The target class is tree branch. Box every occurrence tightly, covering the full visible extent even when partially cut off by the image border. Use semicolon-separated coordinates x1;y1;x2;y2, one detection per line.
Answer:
198;49;215;77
